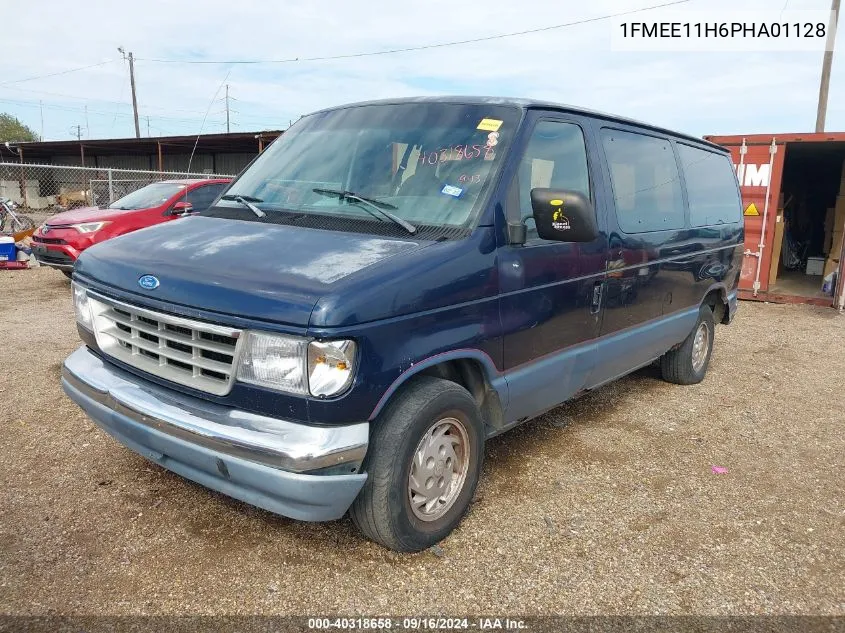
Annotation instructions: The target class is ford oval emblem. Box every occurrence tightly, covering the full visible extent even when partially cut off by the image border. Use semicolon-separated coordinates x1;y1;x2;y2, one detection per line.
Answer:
138;275;160;290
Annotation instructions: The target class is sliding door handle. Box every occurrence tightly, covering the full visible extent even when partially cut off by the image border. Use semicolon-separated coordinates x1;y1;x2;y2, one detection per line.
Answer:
591;281;604;314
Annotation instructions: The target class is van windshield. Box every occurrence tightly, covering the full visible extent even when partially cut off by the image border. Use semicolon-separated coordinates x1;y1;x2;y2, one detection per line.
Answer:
210;102;520;238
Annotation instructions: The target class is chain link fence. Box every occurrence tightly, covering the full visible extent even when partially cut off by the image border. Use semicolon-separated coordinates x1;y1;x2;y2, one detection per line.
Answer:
0;162;234;212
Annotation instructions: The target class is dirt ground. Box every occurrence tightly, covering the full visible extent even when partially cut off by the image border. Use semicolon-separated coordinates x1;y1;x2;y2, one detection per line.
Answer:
1;266;843;617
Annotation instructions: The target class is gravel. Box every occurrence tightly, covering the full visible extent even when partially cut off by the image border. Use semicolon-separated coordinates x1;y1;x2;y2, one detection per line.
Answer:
1;266;843;616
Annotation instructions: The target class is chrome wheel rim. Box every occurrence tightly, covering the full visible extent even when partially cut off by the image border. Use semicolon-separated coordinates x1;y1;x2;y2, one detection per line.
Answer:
691;322;710;372
408;417;470;522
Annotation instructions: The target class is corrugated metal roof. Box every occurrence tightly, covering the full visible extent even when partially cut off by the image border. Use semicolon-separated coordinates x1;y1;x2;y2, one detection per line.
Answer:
94;155;152;170
162;153;214;173
214;153;255;175
13;130;282;159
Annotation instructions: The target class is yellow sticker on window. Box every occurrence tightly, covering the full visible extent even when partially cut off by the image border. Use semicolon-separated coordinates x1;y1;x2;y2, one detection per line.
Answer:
477;118;503;132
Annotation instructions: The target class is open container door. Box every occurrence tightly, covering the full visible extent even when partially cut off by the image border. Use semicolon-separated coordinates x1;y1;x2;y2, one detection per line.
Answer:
721;137;786;297
836;231;845;310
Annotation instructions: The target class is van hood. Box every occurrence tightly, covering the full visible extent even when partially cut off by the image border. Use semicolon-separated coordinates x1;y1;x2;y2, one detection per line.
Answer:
74;216;428;326
45;206;140;225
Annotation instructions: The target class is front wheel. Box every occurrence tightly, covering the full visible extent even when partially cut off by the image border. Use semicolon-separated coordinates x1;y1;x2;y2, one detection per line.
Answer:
661;304;715;385
350;376;484;552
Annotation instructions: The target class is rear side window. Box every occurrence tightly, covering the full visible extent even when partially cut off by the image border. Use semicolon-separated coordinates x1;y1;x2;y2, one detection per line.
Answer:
601;129;684;233
677;144;741;226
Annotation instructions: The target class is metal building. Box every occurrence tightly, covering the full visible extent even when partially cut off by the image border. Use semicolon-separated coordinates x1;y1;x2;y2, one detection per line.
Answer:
2;130;282;175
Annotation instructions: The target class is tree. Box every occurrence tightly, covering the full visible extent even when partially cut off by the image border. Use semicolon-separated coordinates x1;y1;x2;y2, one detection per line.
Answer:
0;113;39;142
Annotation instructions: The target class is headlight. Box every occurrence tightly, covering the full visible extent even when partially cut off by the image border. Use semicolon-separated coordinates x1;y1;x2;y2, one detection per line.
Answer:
308;339;357;397
236;332;357;397
71;222;109;234
71;281;93;330
237;332;309;395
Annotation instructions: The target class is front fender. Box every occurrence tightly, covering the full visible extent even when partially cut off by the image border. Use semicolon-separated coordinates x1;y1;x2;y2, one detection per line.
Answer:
368;348;507;420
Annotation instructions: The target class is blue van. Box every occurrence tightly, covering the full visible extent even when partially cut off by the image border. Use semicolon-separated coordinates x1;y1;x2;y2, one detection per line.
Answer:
62;97;743;552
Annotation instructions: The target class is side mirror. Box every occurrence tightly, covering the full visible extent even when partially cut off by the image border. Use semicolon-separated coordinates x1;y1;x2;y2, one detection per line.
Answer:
171;201;193;215
530;188;598;243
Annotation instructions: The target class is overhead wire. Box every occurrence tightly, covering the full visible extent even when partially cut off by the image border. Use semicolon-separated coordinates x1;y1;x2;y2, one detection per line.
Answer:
1;0;698;137
0;60;114;86
136;0;692;64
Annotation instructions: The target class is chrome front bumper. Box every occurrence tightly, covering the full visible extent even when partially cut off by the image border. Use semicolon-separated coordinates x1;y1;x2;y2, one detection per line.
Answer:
61;346;369;521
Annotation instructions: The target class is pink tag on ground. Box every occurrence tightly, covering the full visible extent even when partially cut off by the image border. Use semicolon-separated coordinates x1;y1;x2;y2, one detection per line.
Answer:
711;466;728;475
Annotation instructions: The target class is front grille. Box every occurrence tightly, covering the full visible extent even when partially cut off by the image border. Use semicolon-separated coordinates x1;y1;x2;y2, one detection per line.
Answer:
34;249;74;264
32;236;67;245
89;294;242;395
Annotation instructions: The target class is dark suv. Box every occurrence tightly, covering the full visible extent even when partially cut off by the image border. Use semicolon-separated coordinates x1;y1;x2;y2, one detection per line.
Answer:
62;97;743;552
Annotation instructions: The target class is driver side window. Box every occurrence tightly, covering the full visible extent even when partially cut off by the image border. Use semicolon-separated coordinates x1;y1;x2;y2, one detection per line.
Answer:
185;183;226;212
515;121;591;239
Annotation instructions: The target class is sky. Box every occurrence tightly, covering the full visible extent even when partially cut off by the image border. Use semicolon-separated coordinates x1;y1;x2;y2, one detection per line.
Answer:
1;0;843;143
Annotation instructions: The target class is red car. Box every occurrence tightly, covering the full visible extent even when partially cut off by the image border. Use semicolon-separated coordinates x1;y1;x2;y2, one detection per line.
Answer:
31;178;231;277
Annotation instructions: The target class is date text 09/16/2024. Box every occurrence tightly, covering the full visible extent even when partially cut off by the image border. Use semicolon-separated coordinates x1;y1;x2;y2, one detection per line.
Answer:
307;617;528;630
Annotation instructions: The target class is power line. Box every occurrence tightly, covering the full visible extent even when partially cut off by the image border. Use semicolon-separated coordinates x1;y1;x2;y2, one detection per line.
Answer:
0;97;223;125
8;84;288;124
1;96;282;137
109;71;130;134
0;60;114;87
2;94;287;135
136;0;691;65
4;85;213;116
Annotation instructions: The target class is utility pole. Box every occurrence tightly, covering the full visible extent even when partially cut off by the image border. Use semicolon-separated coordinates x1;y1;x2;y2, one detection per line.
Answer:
39;100;44;140
146;116;151;137
84;105;90;138
816;0;840;132
71;125;82;141
118;47;141;138
225;84;231;134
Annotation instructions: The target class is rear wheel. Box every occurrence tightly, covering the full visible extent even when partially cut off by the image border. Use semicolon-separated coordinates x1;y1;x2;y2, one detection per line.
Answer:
350;376;484;552
661;304;715;385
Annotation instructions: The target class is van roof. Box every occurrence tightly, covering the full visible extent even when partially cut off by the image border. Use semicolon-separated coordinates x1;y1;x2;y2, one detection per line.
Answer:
312;96;727;153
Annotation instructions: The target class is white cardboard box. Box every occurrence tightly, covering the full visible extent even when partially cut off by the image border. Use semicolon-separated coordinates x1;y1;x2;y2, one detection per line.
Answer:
806;257;825;276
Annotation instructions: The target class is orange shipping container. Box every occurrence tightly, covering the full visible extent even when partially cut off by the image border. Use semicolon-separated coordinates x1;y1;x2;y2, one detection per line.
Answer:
704;132;845;308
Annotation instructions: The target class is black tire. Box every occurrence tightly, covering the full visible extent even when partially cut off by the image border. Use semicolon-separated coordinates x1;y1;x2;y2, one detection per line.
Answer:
350;376;484;552
661;304;715;385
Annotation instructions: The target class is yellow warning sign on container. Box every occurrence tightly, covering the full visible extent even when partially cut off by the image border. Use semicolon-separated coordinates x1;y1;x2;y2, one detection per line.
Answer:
744;203;760;216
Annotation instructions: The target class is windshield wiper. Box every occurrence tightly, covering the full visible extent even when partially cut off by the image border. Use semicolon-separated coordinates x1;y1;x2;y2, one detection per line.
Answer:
312;188;416;235
221;194;266;218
